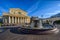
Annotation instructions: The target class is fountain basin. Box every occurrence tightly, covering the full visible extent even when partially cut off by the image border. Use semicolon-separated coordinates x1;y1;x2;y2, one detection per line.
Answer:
20;27;59;34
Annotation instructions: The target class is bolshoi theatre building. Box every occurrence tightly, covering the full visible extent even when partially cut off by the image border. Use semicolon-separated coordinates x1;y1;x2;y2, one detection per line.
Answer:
2;8;30;25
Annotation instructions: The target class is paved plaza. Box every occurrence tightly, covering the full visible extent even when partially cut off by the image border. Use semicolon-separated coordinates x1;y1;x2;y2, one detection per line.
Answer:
0;25;60;40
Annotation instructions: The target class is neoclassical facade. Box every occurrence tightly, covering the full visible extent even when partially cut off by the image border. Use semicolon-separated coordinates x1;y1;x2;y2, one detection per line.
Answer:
2;8;30;25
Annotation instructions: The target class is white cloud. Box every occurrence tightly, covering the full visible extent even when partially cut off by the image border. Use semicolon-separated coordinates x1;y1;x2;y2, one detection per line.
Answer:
27;0;40;13
44;10;60;18
55;10;60;13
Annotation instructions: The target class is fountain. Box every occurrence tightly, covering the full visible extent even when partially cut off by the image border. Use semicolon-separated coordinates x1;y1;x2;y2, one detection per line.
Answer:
30;17;43;29
20;16;59;34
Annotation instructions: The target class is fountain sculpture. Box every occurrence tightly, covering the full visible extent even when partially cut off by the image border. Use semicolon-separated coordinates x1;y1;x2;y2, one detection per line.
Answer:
20;16;59;34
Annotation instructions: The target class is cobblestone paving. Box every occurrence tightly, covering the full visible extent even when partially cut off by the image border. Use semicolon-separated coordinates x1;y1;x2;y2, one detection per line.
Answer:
0;25;60;40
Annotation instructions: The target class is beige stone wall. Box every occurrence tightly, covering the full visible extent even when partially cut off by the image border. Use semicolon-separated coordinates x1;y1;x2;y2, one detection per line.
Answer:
2;8;30;25
9;8;27;16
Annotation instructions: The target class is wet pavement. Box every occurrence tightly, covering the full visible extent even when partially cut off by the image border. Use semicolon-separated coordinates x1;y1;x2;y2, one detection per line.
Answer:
0;25;60;40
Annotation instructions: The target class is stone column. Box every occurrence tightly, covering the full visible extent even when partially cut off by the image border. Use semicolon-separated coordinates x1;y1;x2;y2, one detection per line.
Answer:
24;18;25;23
18;17;19;24
21;17;23;23
19;17;20;24
25;18;26;23
15;17;17;24
20;17;21;24
22;17;24;24
14;17;15;23
20;17;22;24
10;17;12;23
21;17;22;24
26;18;27;23
9;16;11;23
23;17;24;24
12;17;14;24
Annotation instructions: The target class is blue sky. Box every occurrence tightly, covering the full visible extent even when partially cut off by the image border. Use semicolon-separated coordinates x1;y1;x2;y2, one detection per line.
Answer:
0;0;60;18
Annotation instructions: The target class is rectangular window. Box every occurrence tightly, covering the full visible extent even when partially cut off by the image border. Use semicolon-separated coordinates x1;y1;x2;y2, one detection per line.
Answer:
18;12;21;14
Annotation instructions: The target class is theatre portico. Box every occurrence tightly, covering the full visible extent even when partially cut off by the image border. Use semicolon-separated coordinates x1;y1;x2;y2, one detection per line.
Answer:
2;8;30;25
